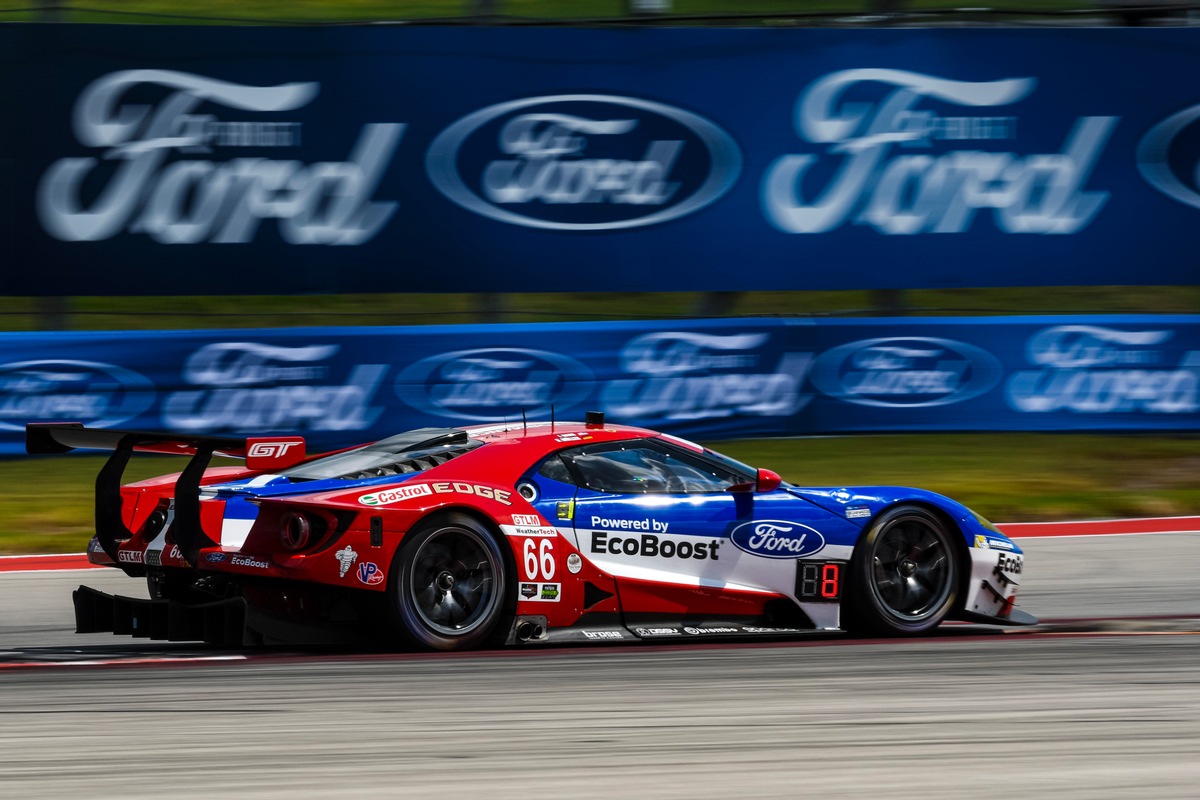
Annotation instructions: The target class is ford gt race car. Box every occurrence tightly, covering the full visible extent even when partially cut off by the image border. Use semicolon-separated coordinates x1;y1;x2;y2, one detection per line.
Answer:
27;415;1034;650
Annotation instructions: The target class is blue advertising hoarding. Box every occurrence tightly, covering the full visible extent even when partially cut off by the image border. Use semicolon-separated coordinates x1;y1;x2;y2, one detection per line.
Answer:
2;315;1196;456
1;24;1199;295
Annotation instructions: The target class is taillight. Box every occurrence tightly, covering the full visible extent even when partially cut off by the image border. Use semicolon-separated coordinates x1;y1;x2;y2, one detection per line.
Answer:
280;512;312;551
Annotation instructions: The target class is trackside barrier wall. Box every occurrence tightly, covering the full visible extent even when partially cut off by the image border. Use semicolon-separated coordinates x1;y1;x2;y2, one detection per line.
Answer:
1;315;1197;456
2;25;1200;293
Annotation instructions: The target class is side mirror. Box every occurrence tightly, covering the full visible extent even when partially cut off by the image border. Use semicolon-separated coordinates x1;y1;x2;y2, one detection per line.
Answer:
756;468;782;493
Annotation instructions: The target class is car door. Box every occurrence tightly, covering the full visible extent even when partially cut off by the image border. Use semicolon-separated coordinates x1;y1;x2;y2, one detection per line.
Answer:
557;439;822;616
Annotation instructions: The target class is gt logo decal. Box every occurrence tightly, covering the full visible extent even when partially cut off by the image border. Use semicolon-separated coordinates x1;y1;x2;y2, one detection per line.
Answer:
245;438;307;469
247;441;302;459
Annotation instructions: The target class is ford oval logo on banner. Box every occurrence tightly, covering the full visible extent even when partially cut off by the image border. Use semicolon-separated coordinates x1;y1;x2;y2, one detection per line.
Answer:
426;94;742;230
396;347;594;422
811;337;1002;408
730;520;825;559
0;359;155;432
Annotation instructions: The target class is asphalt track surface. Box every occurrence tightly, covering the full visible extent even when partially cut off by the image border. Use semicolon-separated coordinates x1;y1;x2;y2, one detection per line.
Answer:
2;528;1198;799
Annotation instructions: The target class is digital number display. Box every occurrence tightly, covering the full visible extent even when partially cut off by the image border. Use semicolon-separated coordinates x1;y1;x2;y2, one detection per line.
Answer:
796;561;844;602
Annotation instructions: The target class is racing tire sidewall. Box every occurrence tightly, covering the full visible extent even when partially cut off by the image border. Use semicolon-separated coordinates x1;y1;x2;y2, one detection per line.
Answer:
843;505;960;636
389;512;509;651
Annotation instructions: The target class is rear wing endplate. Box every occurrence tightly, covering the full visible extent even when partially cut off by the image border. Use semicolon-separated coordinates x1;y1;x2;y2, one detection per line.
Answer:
26;423;307;567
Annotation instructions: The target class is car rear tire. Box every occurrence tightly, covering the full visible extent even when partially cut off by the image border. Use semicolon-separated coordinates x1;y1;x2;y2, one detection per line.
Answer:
842;506;960;636
389;513;509;651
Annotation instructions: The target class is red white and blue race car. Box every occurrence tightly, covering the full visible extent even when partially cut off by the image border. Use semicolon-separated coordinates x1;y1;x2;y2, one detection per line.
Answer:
27;414;1034;650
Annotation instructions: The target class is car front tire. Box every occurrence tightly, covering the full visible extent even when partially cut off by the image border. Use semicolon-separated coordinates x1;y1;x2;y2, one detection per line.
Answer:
842;505;960;636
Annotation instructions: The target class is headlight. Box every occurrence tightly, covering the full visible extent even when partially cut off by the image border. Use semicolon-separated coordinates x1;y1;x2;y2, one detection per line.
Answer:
970;509;1003;535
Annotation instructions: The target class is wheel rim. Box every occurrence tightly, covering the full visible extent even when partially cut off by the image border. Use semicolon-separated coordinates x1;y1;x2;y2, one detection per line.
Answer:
407;526;499;636
869;516;953;623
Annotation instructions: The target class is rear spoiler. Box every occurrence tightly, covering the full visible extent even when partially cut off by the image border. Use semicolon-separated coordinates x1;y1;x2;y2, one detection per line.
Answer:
26;423;308;568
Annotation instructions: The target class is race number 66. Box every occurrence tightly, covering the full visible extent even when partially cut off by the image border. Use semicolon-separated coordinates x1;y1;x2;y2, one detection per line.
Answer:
523;538;555;580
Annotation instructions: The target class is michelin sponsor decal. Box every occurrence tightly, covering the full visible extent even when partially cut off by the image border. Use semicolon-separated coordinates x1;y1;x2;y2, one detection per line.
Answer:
38;70;403;245
602;331;811;421
812;337;1002;408
396;347;593;422
975;534;1015;551
426;94;741;231
0;360;154;432
1007;325;1198;414
763;69;1114;236
163;342;386;433
335;545;358;578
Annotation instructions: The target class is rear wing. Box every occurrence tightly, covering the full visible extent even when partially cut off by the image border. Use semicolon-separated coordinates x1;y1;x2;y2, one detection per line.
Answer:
26;423;306;471
26;423;308;567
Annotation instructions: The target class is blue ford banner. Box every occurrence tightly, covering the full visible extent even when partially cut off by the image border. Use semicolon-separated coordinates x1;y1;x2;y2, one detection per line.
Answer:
3;315;1196;456
1;24;1199;294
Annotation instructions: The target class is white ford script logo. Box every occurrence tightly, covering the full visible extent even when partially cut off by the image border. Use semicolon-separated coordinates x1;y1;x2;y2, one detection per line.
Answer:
37;69;403;245
1007;325;1198;414
163;342;385;432
762;69;1115;235
426;94;741;230
602;331;811;421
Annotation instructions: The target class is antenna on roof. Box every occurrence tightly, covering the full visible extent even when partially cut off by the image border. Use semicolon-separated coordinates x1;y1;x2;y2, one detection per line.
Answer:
550;404;555;431
521;408;527;434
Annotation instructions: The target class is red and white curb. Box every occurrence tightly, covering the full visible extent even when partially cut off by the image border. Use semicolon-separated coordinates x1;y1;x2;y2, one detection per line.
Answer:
1;516;1196;573
0;552;104;573
996;515;1200;539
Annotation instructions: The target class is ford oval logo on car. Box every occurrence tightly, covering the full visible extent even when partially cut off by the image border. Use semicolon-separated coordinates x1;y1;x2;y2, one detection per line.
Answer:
0;359;155;432
426;94;741;230
811;337;1001;408
396;347;594;422
730;520;825;559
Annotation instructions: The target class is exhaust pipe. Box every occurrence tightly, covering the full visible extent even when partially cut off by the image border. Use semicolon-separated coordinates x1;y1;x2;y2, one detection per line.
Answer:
514;619;546;642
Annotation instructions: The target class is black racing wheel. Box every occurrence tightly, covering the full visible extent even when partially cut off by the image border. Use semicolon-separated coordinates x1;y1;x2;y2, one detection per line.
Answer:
842;505;961;636
389;513;509;651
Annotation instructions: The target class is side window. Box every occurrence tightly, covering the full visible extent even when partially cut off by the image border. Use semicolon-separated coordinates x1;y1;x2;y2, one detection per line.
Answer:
537;454;574;484
562;441;744;494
